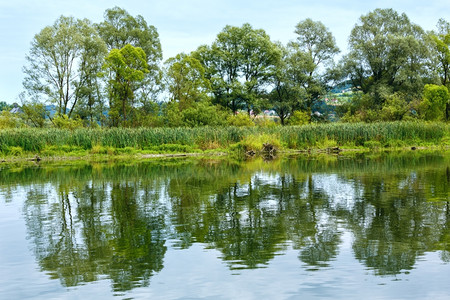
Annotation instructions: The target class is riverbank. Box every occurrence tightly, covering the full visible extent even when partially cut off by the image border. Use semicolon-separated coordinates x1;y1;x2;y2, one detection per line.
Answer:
1;122;449;164
1;145;448;166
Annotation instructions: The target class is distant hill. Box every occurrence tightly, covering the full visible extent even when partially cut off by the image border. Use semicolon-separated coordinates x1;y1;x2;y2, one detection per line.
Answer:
330;80;354;93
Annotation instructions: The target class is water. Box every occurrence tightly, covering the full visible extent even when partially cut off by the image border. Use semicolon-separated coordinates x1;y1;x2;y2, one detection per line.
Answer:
0;152;449;299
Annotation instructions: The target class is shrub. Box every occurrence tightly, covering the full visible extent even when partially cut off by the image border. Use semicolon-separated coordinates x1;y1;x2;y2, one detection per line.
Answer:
287;110;310;125
7;146;23;156
418;84;449;121
227;113;255;127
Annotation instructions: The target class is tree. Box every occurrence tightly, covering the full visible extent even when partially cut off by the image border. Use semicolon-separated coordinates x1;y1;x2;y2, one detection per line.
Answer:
194;24;280;114
97;7;163;109
102;44;149;126
268;20;339;124
73;21;108;126
343;9;428;106
289;19;339;116
429;19;450;88
268;45;303;125
23;16;107;118
419;84;449;121
0;101;11;112
164;53;211;110
20;98;47;128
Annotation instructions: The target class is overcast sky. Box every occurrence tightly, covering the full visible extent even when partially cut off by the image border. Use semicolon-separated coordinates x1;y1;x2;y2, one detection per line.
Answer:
1;0;449;104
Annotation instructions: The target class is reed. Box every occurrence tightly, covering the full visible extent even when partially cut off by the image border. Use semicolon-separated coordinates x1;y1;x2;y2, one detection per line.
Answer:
0;122;448;155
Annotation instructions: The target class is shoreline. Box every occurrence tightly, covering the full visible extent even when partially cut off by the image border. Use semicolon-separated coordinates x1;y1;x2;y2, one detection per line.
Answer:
1;145;448;166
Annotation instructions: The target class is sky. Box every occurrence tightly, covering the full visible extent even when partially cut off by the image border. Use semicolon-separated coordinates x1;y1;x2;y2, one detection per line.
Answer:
1;0;449;104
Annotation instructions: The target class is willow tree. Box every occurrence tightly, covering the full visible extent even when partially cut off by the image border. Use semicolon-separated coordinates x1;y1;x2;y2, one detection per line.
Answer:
430;19;450;88
102;44;149;127
343;9;429;105
23;16;107;118
194;23;280;114
269;19;339;123
164;53;211;110
290;18;339;112
97;7;163;110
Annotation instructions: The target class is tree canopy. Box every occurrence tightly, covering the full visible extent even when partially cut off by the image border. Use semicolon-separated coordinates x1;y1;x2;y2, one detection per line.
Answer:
19;7;450;127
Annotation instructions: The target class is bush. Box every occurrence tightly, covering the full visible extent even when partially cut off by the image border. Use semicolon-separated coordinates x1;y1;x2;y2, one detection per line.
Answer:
227;113;254;127
232;133;282;153
364;140;382;150
0;111;22;129
287;110;310;125
52;114;84;130
181;101;228;127
380;93;410;121
418;84;449;121
7;146;23;156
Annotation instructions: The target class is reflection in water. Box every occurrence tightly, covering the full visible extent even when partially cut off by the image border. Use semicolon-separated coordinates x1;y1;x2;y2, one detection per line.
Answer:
0;152;449;292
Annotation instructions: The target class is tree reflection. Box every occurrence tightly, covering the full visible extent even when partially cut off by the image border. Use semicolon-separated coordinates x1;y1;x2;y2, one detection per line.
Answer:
13;152;449;292
23;175;167;291
344;164;449;275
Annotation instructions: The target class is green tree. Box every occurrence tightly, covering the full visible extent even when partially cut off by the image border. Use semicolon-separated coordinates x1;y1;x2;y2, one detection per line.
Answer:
73;21;108;126
288;19;339;119
0;111;22;129
23;16;107;118
165;53;211;110
268;45;303;125
419;84;449;121
343;9;428;106
97;7;163;110
429;19;450;88
0;101;11;112
102;44;149;126
194;24;280;114
20;99;47;128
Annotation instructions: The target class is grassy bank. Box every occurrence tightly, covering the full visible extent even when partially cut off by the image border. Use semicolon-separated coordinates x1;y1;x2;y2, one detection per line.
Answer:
0;122;449;160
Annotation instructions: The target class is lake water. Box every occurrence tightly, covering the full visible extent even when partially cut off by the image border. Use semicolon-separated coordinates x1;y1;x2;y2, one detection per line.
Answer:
0;152;449;299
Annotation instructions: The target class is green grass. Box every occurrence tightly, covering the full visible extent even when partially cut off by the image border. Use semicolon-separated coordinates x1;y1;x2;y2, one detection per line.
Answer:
0;122;448;158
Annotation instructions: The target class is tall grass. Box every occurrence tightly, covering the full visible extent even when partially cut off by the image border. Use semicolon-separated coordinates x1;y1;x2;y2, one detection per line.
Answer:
0;122;448;155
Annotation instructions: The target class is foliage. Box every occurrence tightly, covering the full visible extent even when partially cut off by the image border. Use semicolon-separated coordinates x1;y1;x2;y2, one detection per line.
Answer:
429;19;450;88
227;113;255;127
418;84;449;121
343;8;429;105
289;19;340;113
20;99;47;128
180;101;228;127
268;44;302;125
17;8;450;126
102;44;149;126
231;133;282;153
97;6;163;105
162;100;228;127
0;101;11;112
0;123;447;157
165;53;211;110
0;111;22;129
193;23;280;114
287;110;310;125
51;114;84;130
379;93;411;121
23;16;107;117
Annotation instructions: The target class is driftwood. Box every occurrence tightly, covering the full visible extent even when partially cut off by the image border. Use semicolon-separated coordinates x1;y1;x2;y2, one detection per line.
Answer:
28;155;41;162
326;147;341;154
262;143;277;160
245;143;278;159
246;149;256;157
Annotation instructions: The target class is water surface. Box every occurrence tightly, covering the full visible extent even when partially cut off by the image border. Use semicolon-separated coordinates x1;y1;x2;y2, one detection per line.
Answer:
0;152;449;299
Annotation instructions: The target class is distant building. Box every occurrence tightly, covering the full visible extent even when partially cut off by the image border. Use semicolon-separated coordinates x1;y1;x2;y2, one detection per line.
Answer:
9;103;23;114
